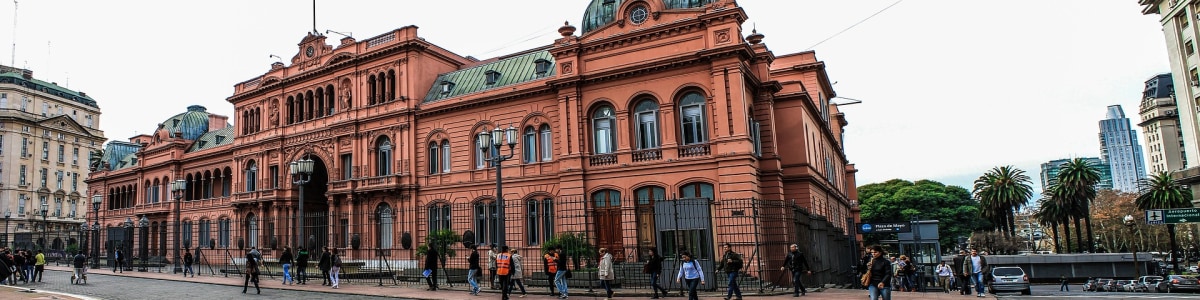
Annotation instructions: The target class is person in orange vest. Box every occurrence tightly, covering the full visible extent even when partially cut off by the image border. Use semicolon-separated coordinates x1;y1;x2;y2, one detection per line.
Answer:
496;245;514;300
543;251;558;296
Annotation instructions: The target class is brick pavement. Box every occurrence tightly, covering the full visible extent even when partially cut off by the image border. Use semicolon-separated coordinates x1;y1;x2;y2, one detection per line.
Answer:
36;265;996;300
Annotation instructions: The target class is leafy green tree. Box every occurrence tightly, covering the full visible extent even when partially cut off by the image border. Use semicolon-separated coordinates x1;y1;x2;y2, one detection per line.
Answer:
1055;158;1101;253
858;179;988;251
417;229;460;281
542;232;594;270
1136;171;1193;274
973;166;1034;237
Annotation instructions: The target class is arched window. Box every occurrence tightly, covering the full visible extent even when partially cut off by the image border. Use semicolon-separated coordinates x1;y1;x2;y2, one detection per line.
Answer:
387;70;397;101
377;204;394;249
634;99;660;149
376;137;393;176
475;200;498;246
539;125;553;161
325;84;336;115
592;106;616;154
679;92;708;145
527;200;539;245
441;140;452;173
316;87;326;118
246;213;259;248
286;97;295;124
428;142;440;175
306;90;315;121
475;133;497;170
428;203;452;233
680;182;714;200
522;126;537;163
592;189;621;208
245;160;258;192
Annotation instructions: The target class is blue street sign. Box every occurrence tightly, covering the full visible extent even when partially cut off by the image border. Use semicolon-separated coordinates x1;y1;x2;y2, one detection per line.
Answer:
857;222;911;234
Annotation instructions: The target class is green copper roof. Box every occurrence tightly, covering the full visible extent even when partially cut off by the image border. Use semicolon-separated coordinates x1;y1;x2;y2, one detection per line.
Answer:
101;141;142;171
582;0;717;34
423;51;555;103
162;105;226;140
0;71;99;108
188;126;235;153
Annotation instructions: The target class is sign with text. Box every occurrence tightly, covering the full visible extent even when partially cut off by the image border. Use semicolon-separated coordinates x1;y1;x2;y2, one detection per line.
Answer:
858;222;911;234
1146;208;1200;225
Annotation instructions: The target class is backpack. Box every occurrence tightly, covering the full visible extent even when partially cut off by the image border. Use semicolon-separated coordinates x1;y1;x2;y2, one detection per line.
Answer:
332;255;343;268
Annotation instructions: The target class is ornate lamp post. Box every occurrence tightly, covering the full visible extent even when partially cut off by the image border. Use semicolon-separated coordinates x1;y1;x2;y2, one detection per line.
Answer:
290;157;314;250
171;179;186;274
91;194;102;268
476;124;517;247
123;217;133;271
1124;214;1140;279
138;215;149;272
79;224;88;256
4;210;10;248
40;203;48;251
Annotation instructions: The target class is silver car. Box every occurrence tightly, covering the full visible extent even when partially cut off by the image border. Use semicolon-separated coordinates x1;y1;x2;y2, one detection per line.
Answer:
988;266;1032;295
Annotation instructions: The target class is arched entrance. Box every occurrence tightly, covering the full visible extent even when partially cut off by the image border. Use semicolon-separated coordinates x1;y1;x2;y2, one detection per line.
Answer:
299;156;330;250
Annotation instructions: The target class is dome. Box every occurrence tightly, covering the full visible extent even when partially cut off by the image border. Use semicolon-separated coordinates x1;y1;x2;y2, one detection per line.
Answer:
161;105;213;140
581;0;718;35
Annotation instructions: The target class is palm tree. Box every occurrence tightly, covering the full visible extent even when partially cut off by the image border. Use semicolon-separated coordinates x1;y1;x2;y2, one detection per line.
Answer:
974;166;1034;237
1034;197;1066;253
1055;158;1101;253
1136;171;1193;275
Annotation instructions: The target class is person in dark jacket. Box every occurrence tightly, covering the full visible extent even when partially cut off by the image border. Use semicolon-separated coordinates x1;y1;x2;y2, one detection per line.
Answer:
554;246;569;298
318;247;332;286
280;247;295;285
543;251;557;296
72;252;87;284
645;248;668;299
865;245;893;300
717;243;744;300
243;250;261;294
113;249;123;273
424;246;439;291
468;245;481;295
951;250;968;295
183;251;194;277
781;244;812;297
296;247;309;284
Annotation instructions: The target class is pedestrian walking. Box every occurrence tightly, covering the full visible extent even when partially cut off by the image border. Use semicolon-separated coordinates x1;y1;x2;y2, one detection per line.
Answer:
424;245;440;291
543;251;557;296
183;251;195;277
488;243;499;289
22;251;33;283
13;250;26;283
1059;274;1069;291
675;251;705;300
865;245;893;300
329;248;342;289
962;249;988;297
319;247;332;286
280;246;295;285
935;261;952;293
33;250;44;282
553;246;569;299
71;252;87;285
598;248;615;300
896;255;913;292
296;247;309;284
509;250;528;297
496;245;514;300
644;248;669;298
113;249;124;273
781;243;812;297
243;250;261;294
951;250;968;295
468;245;481;295
717;243;744;300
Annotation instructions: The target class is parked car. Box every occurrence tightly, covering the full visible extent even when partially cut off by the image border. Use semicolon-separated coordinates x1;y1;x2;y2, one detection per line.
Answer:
1190;265;1199;273
1096;278;1115;292
1083;279;1098;292
987;266;1031;295
1138;276;1163;292
1157;275;1200;293
1114;280;1133;292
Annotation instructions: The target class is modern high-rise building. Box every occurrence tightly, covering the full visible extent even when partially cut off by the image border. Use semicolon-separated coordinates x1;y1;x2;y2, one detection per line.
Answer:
1138;73;1188;174
1099;105;1148;192
0;65;106;250
1039;157;1113;194
1141;0;1200;203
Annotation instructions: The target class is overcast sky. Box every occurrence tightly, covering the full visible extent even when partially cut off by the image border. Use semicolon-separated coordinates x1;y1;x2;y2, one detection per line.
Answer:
0;0;1172;194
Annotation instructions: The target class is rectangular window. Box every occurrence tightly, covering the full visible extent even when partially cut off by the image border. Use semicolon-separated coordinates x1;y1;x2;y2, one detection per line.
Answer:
476;136;487;169
523;129;537;163
540;127;552;161
70;198;77;217
0;135;4;155
20;137;26;157
681;106;706;144
269;165;279;189
18;194;26;215
219;219;231;248
55;170;63;190
429;143;440;174
637;112;659;149
0;93;6;108
72;148;78;165
40;168;47;187
42;141;48;160
1188;40;1196;56
72;173;78;191
57;144;64;163
441;142;451;173
1181;13;1191;28
19;165;26;185
341;154;353;180
55;197;62;217
199;220;212;248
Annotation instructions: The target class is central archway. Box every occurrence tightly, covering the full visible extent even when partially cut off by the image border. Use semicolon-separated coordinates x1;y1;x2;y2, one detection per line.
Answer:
299;156;330;251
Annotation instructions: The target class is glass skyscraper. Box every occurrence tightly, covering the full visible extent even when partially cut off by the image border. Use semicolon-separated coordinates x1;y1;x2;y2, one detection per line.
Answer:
1099;105;1148;192
1040;157;1113;194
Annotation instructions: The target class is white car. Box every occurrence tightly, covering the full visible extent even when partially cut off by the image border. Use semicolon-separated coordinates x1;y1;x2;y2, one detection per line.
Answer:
1190;265;1199;273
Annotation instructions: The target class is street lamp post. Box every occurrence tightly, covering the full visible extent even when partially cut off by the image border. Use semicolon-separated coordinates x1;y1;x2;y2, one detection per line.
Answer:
80;224;88;256
138;215;148;272
91;194;102;268
41;203;48;251
4;210;10;248
477;124;517;248
290;157;314;251
1124;214;1140;279
171;179;186;274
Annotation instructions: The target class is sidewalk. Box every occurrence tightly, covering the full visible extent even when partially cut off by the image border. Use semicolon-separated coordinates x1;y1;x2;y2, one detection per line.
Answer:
44;265;995;299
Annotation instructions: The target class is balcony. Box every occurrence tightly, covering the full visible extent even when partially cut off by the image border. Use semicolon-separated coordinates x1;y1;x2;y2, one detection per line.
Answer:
328;180;356;195
589;154;618;166
678;144;710;158
355;174;411;192
632;149;662;162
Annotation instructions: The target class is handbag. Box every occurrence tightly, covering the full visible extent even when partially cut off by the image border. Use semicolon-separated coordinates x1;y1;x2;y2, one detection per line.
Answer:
860;257;874;286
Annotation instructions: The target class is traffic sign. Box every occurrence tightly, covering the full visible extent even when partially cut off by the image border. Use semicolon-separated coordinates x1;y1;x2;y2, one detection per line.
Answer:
857;222;911;234
1146;208;1200;225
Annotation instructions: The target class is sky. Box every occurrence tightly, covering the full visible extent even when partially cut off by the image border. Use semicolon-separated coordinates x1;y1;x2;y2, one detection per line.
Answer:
0;0;1173;195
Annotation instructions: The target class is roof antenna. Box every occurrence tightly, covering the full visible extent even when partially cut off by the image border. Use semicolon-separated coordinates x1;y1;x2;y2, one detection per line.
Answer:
312;0;318;34
11;0;18;67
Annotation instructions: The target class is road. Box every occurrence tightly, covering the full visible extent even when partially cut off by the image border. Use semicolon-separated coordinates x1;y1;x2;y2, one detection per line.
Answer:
995;284;1200;300
29;269;406;300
